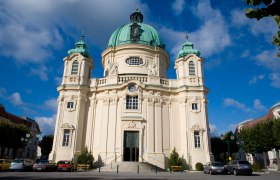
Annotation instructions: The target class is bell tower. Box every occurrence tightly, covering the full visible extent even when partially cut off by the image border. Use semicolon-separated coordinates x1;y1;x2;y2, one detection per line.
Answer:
61;35;93;87
174;36;204;87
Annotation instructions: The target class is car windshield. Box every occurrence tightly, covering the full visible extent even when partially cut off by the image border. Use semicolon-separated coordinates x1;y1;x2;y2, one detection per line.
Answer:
13;159;23;163
212;162;223;166
38;160;49;164
238;161;250;164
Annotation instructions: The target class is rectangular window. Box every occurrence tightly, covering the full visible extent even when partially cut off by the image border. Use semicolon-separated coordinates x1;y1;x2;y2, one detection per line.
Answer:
62;129;70;147
126;96;138;109
67;102;74;109
192;103;198;110
194;131;201;148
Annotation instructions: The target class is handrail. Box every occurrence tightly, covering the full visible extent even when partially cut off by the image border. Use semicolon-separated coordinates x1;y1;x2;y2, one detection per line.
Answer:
138;155;146;162
109;154;123;169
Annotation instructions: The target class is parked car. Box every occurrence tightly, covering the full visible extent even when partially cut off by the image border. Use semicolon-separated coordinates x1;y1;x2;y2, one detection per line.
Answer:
203;161;225;175
33;160;57;172
10;159;33;171
0;159;12;171
224;160;253;176
57;160;74;172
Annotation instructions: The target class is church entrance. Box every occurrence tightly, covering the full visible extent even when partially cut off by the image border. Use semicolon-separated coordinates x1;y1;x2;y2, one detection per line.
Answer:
123;131;139;162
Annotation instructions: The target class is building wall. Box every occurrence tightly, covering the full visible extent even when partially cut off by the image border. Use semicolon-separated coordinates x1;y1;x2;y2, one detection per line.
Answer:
49;43;211;170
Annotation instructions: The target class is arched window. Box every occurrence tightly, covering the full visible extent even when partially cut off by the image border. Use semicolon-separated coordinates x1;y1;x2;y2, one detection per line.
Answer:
194;131;201;148
71;61;79;75
62;129;70;147
189;61;195;76
126;57;143;65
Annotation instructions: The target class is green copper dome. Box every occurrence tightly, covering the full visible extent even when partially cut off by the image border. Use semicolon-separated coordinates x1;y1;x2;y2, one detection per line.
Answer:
177;38;200;58
68;35;91;57
108;9;165;49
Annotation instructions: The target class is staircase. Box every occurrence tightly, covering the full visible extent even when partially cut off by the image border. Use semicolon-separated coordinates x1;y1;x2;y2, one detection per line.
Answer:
100;162;165;172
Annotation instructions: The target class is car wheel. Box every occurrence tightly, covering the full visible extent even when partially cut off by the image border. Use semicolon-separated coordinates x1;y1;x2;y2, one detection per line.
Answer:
234;169;238;176
209;170;213;175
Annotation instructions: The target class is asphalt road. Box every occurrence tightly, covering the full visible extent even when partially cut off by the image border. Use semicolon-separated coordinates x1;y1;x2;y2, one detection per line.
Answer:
0;171;279;180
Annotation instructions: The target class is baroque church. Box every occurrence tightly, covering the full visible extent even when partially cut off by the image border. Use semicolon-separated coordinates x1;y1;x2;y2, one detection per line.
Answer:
49;9;212;170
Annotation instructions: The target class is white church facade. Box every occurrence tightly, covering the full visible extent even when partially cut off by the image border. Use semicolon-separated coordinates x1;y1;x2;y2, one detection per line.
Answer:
49;10;212;170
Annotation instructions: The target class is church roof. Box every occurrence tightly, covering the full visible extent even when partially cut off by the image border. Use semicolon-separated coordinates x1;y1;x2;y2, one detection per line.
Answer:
107;9;165;49
177;37;200;58
68;34;91;57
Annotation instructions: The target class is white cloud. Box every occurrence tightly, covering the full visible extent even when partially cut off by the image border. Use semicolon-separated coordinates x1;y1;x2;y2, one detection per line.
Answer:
159;0;230;59
9;92;24;106
209;123;219;137
0;88;7;98
249;74;265;85
35;114;56;135
0;0;145;63
223;98;267;113
231;9;277;41
172;0;185;15
55;77;62;86
30;66;49;81
255;49;280;72
253;99;267;112
251;49;280;88
269;72;280;88
44;98;58;112
223;98;251;112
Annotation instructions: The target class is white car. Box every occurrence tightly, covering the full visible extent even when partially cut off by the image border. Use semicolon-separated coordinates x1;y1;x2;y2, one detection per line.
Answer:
10;159;33;171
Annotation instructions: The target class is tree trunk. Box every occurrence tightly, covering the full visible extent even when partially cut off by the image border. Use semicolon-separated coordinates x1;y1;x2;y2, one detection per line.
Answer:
263;152;267;172
276;149;280;171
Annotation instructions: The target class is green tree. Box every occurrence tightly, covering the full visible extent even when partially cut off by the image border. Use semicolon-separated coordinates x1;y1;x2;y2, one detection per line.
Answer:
272;118;280;170
245;0;280;57
239;120;276;164
168;147;182;169
77;147;94;167
39;135;53;160
210;136;225;161
0;121;29;158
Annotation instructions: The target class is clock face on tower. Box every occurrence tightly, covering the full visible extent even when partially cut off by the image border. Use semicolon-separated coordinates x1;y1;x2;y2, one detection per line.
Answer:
128;84;137;92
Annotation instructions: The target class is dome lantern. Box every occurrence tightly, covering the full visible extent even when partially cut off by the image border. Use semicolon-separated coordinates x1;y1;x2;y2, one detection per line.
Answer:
130;8;143;23
177;35;200;58
68;33;91;57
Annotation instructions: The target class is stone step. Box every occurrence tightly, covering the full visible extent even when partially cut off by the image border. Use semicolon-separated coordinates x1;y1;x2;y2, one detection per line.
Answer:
100;162;164;172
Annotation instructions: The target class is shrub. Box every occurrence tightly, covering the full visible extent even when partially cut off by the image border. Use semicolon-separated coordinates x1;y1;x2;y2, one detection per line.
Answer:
252;162;263;172
168;148;182;169
77;147;94;167
195;162;204;171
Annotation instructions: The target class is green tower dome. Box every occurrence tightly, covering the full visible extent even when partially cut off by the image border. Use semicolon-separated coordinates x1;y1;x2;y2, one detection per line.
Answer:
177;37;200;58
108;9;165;49
68;35;91;57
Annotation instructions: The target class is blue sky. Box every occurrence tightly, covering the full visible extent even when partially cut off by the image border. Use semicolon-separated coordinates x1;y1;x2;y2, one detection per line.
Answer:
0;0;279;136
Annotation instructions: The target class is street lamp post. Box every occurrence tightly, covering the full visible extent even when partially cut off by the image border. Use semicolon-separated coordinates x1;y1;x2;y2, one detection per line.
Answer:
221;135;234;162
21;133;31;158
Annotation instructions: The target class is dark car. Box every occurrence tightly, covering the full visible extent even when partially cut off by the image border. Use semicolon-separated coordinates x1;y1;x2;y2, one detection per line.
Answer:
203;162;225;175
33;160;57;172
224;160;252;176
57;160;74;172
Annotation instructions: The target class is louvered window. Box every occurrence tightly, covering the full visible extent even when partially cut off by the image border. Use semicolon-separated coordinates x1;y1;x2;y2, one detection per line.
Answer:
189;61;195;76
71;61;79;75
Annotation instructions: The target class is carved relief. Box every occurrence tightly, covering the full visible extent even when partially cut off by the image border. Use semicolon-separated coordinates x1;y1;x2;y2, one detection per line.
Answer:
103;98;110;105
110;97;118;105
148;63;158;76
147;97;154;105
107;62;118;75
128;121;137;128
61;123;75;130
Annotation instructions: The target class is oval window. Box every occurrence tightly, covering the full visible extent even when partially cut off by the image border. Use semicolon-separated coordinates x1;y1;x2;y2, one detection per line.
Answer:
126;57;143;65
